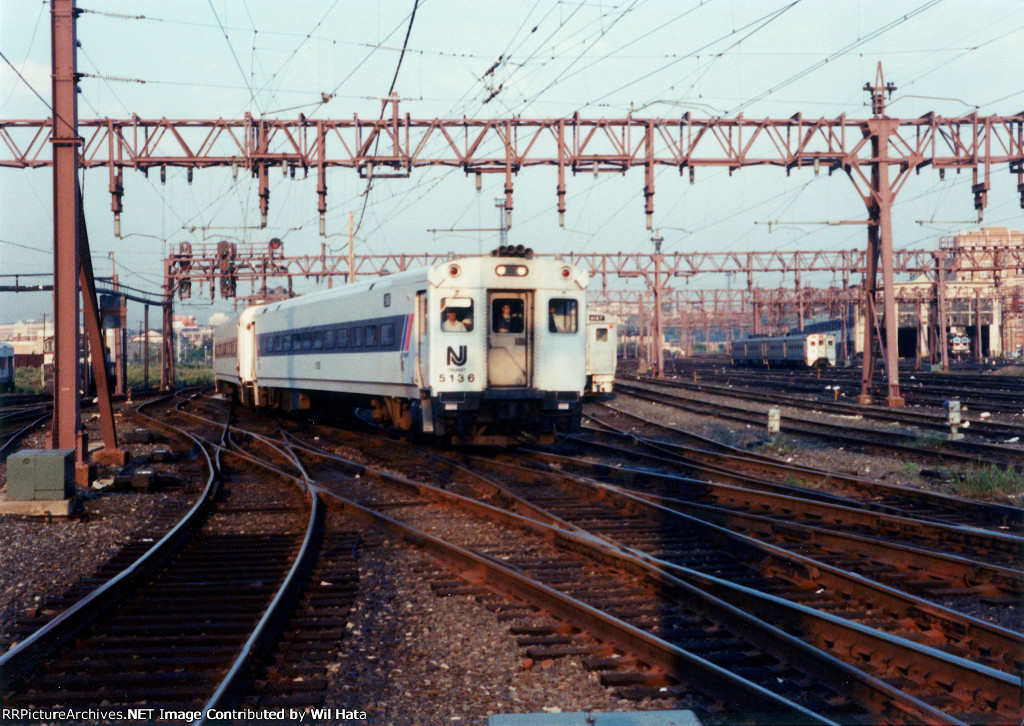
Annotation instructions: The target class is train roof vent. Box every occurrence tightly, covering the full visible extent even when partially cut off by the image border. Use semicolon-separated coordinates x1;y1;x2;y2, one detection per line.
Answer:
491;244;534;259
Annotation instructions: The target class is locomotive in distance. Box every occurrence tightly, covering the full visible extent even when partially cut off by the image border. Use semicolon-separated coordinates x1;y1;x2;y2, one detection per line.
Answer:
731;332;837;368
214;246;591;445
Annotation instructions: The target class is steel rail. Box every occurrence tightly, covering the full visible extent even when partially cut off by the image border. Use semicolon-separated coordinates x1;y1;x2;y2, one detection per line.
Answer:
585;402;1024;529
284;437;971;725
0;393;219;690
519;446;1023;569
615;381;1024;469
197;487;323;724
438;449;1022;673
650;370;1024;441
0;413;50;459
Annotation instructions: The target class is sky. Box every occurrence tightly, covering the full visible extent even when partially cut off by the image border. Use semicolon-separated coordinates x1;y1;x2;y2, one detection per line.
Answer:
2;0;1023;327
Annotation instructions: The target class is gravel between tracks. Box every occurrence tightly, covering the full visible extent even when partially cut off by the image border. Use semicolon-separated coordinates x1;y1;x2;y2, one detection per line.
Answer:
329;536;656;725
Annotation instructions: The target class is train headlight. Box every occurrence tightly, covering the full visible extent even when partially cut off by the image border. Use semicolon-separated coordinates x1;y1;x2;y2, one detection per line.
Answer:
496;264;528;276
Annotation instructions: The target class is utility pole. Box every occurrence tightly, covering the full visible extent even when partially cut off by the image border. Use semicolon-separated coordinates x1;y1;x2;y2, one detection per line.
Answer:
348;211;355;284
49;0;81;457
651;231;665;377
858;64;904;407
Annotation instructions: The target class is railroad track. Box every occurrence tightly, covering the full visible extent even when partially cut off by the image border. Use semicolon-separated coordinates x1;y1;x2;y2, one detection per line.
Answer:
4;389;1020;722
614;379;1024;469
667;361;1024;416
645;368;1024;440
0;392;334;718
584;402;1024;534
530;431;1023;579
0;404;49;459
275;423;1020;723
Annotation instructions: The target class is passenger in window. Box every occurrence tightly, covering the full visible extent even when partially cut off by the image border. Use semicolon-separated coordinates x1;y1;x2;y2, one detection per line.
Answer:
443;309;468;332
494;303;523;334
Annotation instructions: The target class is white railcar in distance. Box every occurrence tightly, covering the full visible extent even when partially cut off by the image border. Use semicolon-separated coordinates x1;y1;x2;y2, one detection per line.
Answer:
0;341;15;392
214;248;589;445
585;311;619;396
731;332;837;368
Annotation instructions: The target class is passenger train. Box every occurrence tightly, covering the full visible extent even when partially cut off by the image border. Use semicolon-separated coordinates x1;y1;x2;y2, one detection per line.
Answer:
214;247;589;445
0;341;14;393
585;311;618;396
731;332;837;368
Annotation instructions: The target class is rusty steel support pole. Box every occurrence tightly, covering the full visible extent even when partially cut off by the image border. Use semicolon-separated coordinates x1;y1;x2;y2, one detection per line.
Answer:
858;232;878;404
652;235;665;377
317;120;327;236
644;121;654;231
144;304;150;389
77;191;122;462
49;0;81;457
975;289;983;363
915;297;925;370
638;302;647;371
858;67;903;407
556;121;566;227
795;268;804;331
348;211;355;284
161;300;174;390
877;165;903;406
936;254;950;371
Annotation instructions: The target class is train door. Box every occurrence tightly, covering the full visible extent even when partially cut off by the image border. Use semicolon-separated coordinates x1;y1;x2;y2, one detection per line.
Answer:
588;319;616;377
488;292;531;387
414;291;428;388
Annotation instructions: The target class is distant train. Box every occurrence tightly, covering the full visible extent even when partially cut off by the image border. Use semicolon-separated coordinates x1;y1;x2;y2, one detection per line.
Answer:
0;341;14;392
731;332;837;368
214;248;589;445
585;311;619;396
949;334;971;358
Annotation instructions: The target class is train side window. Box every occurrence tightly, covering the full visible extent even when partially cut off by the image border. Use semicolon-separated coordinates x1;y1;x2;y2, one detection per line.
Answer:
350;326;363;348
337;328;348;348
548;299;578;333
282;335;292;352
595;327;608;342
365;325;378;347
324;329;335;349
313;331;323;350
440;297;473;332
380;323;395;346
302;332;313;351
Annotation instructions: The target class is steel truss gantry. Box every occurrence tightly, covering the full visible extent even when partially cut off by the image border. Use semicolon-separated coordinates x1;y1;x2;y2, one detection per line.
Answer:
18;4;1024;457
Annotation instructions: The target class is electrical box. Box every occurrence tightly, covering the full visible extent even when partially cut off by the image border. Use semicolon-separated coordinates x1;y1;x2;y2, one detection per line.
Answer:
6;449;75;500
767;407;781;434
944;400;961;426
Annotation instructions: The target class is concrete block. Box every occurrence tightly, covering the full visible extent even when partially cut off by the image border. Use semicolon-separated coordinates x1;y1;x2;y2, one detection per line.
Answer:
0;497;76;517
